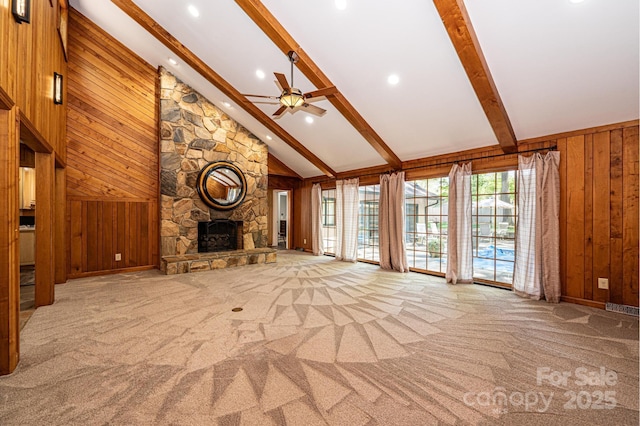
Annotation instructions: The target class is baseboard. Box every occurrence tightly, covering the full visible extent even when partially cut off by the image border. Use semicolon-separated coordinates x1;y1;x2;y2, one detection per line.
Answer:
67;265;158;280
560;296;606;310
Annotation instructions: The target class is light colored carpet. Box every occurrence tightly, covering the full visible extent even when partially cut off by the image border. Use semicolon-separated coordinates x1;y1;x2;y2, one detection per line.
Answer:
1;251;637;425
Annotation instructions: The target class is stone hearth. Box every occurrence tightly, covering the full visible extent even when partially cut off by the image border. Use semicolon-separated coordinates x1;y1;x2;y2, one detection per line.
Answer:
161;248;276;275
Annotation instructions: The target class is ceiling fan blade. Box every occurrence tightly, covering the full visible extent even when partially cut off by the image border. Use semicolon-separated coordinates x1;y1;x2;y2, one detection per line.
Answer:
304;86;337;102
252;101;280;105
272;105;287;118
301;103;326;117
243;94;278;99
274;79;283;92
274;73;290;90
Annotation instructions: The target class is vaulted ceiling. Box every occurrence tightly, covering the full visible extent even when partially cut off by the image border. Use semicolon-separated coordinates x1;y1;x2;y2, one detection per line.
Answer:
70;0;639;178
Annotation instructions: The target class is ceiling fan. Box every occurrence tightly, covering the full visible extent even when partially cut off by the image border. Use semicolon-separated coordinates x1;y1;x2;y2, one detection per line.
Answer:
243;51;337;119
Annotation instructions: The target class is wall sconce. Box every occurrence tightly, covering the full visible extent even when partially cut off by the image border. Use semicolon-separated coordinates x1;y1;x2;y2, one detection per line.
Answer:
12;0;31;24
53;72;63;105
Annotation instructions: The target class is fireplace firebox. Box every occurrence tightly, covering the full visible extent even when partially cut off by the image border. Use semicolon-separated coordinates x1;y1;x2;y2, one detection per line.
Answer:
198;220;242;253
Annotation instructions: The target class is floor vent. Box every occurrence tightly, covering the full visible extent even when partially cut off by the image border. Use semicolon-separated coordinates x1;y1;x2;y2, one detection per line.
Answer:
605;303;639;317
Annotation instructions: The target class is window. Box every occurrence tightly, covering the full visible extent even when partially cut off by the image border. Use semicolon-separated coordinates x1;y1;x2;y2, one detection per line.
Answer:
358;184;380;262
405;178;448;273
321;189;337;254
471;171;517;285
323;196;335;226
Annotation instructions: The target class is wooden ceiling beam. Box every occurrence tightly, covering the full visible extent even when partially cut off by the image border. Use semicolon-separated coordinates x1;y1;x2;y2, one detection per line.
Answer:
433;0;518;153
111;0;336;178
235;0;403;169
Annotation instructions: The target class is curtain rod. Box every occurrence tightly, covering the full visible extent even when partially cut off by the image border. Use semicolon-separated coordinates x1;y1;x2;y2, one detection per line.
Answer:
312;145;557;184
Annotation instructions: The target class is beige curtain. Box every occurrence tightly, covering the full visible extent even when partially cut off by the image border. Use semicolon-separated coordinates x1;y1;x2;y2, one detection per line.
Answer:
379;172;409;272
513;151;561;302
311;183;324;256
335;178;359;262
446;162;473;284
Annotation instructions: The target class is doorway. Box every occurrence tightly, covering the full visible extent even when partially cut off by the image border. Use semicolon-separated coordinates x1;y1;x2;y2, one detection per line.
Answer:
273;190;291;249
19;144;36;328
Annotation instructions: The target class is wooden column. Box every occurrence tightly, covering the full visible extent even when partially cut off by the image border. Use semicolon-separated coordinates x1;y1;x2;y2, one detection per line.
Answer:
0;107;20;375
54;167;67;284
35;152;55;307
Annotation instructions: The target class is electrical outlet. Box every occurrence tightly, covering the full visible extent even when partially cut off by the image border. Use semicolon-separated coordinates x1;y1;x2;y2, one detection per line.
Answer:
598;278;609;290
115;253;122;261
303;239;307;244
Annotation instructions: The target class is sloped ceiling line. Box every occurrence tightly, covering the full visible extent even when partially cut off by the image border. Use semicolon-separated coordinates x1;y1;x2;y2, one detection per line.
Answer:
235;0;403;169
433;0;518;153
111;0;337;178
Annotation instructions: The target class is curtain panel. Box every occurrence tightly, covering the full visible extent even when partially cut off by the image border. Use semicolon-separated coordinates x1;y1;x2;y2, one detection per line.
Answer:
513;151;561;302
335;178;359;262
446;162;473;284
311;183;324;256
379;172;409;272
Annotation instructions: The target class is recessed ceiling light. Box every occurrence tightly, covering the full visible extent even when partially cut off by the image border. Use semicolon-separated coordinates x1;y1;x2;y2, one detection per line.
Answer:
265;135;272;140
335;0;347;10
387;74;400;85
168;58;178;66
305;116;314;124
222;101;231;108
256;69;266;79
187;5;200;17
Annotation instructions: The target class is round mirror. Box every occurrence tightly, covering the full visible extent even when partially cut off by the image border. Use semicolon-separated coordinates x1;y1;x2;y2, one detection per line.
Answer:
196;161;247;210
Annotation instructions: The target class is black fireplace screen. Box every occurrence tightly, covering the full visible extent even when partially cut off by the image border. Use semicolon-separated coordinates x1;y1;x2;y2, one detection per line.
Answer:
198;220;238;253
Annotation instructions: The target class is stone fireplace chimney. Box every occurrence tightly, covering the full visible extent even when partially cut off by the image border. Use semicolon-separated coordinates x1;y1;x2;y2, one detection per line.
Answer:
158;68;268;257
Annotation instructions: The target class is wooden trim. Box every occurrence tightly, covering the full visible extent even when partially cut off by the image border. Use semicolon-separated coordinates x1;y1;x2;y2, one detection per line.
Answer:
55;151;66;168
111;0;336;178
35;152;56;307
0;86;14;110
54;168;67;284
518;120;640;145
432;0;517;152
235;0;402;169
67;264;156;279
268;153;302;179
19;111;53;154
0;107;20;375
560;296;606;310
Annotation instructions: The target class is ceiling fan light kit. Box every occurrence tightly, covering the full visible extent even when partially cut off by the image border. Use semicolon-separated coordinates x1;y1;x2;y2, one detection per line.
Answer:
280;87;305;108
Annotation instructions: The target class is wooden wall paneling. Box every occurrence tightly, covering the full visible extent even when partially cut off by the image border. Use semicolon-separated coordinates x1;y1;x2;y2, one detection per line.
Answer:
66;8;158;201
86;201;97;272
608;130;624;305
65;9;159;275
35;152;55;307
557;138;568;297
0;5;17;104
0;107;20;375
591;132;611;303
583;134;593;301
621;126;639;306
564;136;585;299
68;200;82;275
140;202;150;266
54;167;67;283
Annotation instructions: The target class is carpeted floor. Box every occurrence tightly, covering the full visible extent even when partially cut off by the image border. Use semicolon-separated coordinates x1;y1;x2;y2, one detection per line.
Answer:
1;251;637;425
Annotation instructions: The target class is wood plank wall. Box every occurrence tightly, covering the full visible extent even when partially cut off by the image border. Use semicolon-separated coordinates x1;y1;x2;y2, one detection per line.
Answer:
559;125;639;308
296;122;639;308
1;0;67;375
1;0;68;155
66;9;159;278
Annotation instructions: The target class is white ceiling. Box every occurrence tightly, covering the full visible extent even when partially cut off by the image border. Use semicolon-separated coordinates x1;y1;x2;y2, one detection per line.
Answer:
70;0;639;178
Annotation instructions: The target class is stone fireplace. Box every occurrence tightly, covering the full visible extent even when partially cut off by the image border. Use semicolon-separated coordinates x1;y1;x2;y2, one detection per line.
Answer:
158;68;275;274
